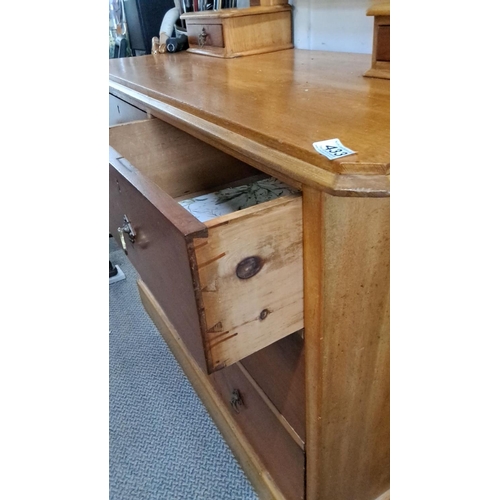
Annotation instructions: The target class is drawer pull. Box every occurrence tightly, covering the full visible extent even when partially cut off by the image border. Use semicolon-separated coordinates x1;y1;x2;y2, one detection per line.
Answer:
198;28;208;48
236;256;263;280
230;389;244;414
117;214;136;251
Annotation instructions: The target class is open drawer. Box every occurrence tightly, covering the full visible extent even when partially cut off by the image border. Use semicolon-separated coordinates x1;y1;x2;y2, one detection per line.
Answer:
109;119;304;373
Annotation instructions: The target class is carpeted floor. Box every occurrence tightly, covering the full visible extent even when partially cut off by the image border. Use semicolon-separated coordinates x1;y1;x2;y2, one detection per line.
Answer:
109;238;258;500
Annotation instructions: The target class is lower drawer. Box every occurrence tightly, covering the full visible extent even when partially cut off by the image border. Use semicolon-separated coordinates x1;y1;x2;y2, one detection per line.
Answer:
109;119;304;374
211;362;305;500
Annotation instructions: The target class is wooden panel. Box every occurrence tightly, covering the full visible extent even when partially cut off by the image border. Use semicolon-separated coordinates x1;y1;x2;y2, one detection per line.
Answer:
260;0;289;5
109;51;390;194
366;3;390;17
240;330;305;442
109;150;209;371
138;279;290;500
184;6;292;58
211;363;305;500
224;10;292;57
109;119;259;199
376;25;390;62
193;195;304;372
365;14;390;79
187;23;224;48
303;187;390;500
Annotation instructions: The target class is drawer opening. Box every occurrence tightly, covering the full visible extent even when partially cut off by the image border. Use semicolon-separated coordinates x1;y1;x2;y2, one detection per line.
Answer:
176;176;299;223
110;118;304;374
110;118;263;200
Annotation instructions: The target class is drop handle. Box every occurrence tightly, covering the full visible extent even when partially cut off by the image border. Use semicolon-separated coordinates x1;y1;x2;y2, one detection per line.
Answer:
117;215;136;251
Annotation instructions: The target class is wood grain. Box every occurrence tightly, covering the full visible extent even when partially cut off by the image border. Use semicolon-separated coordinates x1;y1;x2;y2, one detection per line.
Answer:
376;26;390;62
365;13;390;80
110;119;305;374
109;154;208;370
193;194;304;371
211;362;305;500
240;330;305;443
137;279;290;500
109;119;259;199
260;0;289;5
223;9;292;57
183;5;292;58
237;361;304;450
109;49;391;499
109;50;390;194
303;187;390;500
366;2;390;17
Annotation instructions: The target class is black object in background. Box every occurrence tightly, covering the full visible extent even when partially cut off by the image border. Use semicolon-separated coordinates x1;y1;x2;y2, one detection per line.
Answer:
166;33;188;52
123;0;175;55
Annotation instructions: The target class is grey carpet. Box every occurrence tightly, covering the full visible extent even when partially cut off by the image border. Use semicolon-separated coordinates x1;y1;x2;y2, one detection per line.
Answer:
109;238;258;500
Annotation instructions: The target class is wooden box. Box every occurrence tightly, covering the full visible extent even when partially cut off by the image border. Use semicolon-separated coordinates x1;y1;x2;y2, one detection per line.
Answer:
180;5;293;58
364;2;390;79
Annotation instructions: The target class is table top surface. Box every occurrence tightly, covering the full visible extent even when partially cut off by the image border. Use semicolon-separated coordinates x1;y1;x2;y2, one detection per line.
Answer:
109;49;390;196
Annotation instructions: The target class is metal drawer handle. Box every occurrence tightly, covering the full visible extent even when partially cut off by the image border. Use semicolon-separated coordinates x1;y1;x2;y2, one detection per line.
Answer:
230;389;243;414
198;28;208;48
117;214;136;251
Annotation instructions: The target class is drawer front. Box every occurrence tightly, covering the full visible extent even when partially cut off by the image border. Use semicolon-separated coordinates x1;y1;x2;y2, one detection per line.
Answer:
109;149;209;371
187;23;224;48
376;25;390;62
211;363;305;500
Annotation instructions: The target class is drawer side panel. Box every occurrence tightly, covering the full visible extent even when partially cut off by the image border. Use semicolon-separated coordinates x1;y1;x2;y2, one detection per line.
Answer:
194;195;304;372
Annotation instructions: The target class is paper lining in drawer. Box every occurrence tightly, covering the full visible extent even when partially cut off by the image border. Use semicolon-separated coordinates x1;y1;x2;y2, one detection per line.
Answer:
178;177;298;223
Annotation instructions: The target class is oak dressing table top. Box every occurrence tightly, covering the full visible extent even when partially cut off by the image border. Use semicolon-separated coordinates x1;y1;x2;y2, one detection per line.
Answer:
109;50;390;197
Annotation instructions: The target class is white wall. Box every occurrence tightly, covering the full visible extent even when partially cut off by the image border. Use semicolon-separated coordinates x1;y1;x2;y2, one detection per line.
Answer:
289;0;373;54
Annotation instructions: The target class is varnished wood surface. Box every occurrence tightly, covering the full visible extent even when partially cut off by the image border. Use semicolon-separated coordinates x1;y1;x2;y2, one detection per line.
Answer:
376;26;390;62
181;4;290;19
110;119;259;199
367;2;390;17
211;363;305;500
240;331;305;442
109;155;208;370
303;188;390;500
109;50;389;196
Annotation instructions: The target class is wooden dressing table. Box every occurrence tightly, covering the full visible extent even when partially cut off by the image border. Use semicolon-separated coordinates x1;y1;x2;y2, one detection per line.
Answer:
109;49;390;500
